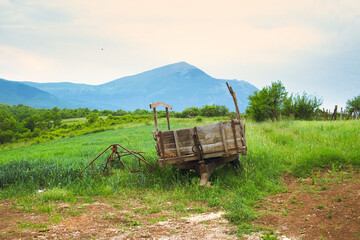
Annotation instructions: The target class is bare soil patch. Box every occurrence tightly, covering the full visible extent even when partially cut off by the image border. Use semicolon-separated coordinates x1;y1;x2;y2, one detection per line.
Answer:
0;198;237;239
249;169;360;240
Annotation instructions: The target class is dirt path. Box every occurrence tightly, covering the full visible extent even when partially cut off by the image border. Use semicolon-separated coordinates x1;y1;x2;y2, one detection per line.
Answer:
0;200;238;239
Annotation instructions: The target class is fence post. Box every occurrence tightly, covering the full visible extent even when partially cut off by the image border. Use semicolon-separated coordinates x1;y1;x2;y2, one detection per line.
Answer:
332;105;337;120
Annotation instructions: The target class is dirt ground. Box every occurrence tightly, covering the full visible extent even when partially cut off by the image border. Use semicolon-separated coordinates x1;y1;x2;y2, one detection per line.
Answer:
1;169;359;240
0;198;237;239
251;169;360;240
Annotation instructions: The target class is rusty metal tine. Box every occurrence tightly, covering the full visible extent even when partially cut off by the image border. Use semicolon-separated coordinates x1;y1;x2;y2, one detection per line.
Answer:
137;152;154;172
80;144;113;178
115;144;154;172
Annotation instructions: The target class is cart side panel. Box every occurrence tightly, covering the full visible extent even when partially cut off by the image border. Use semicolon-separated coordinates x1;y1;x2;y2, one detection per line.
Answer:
155;120;245;160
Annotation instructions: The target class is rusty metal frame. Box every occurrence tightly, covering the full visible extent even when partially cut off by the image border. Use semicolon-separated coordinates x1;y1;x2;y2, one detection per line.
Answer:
79;144;154;178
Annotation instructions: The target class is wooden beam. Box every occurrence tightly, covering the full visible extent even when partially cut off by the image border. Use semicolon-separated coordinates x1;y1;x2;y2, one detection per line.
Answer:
150;102;173;110
219;121;228;152
226;82;241;121
153;108;158;132
173;130;181;158
166;107;171;130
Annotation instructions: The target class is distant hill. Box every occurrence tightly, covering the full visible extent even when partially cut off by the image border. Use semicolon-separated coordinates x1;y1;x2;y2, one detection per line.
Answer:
0;78;65;108
20;62;258;112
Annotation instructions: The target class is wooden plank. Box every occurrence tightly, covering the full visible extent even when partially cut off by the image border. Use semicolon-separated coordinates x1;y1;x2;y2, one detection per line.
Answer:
231;120;239;152
160;120;244;152
158;148;246;165
159;131;165;158
150;102;173;109
153;108;158;132
160;120;241;144
219;121;228;152
163;139;243;156
165;107;171;130
173;130;181;158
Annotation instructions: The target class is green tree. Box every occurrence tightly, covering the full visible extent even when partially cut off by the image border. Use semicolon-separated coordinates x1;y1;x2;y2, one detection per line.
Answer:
24;114;41;132
246;81;287;122
199;105;229;117
292;93;322;120
346;95;360;115
183;107;200;117
282;93;294;118
42;111;54;129
86;113;99;124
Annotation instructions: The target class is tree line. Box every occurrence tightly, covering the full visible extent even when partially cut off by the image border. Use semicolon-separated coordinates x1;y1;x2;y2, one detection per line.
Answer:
246;81;359;122
0;104;231;144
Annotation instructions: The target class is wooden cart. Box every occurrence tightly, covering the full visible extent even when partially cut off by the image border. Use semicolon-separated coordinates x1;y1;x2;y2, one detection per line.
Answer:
150;83;247;186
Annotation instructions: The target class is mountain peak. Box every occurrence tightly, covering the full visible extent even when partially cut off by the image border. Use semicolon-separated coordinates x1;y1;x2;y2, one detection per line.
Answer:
148;61;198;75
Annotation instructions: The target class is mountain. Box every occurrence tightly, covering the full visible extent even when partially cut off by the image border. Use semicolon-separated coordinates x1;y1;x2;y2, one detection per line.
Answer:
0;78;65;108
6;62;259;112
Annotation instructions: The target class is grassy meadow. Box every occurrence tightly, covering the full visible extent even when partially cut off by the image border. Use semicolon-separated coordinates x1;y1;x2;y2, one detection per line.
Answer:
0;117;359;233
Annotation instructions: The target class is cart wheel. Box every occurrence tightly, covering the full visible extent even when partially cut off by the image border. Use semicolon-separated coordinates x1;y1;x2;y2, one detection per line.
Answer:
230;157;241;169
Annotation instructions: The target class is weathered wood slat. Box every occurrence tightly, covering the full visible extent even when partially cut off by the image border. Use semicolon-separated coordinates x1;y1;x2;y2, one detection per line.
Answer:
173;130;181;158
150;102;173;109
219;121;228;152
158;148;246;165
162;139;243;156
159;121;243;144
154;120;245;160
231;120;239;152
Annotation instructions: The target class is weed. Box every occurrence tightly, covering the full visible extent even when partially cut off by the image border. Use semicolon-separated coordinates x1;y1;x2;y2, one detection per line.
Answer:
102;214;116;219
121;218;141;227
261;230;279;240
282;209;290;216
328;208;332;219
317;205;324;210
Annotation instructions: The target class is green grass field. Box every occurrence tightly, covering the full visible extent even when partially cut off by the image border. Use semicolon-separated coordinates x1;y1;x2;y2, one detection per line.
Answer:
0;118;359;233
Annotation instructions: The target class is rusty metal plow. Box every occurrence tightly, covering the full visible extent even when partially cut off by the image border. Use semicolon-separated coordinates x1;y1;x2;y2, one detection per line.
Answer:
79;144;154;179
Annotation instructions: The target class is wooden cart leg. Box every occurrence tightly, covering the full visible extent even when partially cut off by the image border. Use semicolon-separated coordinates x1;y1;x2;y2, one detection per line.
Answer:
198;162;216;187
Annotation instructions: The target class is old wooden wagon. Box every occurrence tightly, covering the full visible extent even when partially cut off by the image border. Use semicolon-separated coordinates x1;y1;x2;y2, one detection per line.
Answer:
150;83;247;186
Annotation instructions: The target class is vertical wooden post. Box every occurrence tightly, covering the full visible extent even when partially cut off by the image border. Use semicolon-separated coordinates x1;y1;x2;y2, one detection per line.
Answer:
327;109;329;120
153;108;158;132
165;107;170;130
226;82;241;121
340;107;343;121
332;105;337;120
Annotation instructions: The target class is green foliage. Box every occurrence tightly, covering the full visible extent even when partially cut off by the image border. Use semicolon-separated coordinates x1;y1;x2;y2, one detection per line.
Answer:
246;81;287;122
0;104;156;145
247;82;323;121
284;92;323;120
346;95;360;114
173;104;229;118
85;113;99;124
195;116;203;122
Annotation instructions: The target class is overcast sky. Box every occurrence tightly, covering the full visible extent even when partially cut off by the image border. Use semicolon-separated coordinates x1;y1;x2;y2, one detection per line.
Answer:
1;0;359;109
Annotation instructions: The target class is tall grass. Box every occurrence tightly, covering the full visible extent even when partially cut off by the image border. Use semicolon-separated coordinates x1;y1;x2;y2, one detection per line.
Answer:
0;118;359;233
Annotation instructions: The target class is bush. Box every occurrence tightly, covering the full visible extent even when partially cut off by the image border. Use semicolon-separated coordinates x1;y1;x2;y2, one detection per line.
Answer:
195;116;203;122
